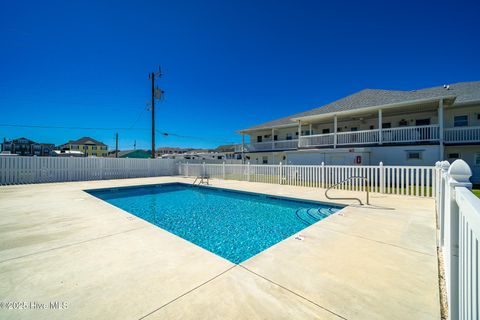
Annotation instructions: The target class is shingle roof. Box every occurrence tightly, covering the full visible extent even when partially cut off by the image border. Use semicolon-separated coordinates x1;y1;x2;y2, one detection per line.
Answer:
242;81;480;131
64;136;106;146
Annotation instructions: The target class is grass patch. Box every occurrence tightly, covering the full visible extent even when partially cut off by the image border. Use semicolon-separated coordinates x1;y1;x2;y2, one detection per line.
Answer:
472;189;480;198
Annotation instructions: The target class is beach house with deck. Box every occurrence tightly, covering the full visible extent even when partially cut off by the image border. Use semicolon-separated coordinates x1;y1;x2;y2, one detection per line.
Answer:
236;81;480;182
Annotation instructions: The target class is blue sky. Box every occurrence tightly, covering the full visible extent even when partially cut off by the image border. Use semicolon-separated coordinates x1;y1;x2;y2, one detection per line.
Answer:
1;0;479;150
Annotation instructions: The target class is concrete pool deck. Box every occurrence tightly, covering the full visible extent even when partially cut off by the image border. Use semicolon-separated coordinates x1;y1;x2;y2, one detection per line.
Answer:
0;177;440;319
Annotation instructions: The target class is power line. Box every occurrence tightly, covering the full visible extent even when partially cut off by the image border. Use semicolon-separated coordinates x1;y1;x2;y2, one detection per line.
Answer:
0;123;146;131
0;123;236;145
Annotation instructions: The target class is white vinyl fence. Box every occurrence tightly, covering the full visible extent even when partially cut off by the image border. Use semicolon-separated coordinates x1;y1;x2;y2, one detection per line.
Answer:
179;162;437;197
0;156;177;185
436;160;480;320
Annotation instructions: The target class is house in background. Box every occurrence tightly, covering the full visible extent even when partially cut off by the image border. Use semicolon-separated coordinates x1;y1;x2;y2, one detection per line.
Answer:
156;147;192;157
108;149;151;158
236;81;480;182
1;137;54;156
60;137;108;157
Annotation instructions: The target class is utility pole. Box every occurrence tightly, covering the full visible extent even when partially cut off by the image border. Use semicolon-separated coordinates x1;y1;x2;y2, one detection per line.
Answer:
148;66;164;159
115;132;119;158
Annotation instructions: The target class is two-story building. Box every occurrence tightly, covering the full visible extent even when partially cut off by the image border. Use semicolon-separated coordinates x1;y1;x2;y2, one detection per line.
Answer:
1;137;54;156
236;81;480;182
60;137;108;157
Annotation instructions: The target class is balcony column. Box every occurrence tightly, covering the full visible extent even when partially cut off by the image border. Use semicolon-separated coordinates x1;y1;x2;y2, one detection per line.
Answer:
333;115;337;149
271;128;275;150
298;121;302;148
241;133;245;164
309;123;312;135
378;109;383;145
438;99;444;160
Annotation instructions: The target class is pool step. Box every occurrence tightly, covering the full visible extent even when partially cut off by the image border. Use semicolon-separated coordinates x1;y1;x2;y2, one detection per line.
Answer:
295;207;336;225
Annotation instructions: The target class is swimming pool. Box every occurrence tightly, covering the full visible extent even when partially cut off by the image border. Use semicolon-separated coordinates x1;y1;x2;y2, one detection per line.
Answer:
87;183;343;264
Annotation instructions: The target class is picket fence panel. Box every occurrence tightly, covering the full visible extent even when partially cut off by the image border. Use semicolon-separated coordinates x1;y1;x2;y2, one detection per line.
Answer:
179;162;436;198
0;156;177;185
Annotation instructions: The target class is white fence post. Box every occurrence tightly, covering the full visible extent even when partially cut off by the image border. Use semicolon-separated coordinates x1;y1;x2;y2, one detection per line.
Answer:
321;162;325;188
222;162;226;180
279;162;283;184
443;160;472;320
247;162;250;182
379;162;385;193
202;162;206;176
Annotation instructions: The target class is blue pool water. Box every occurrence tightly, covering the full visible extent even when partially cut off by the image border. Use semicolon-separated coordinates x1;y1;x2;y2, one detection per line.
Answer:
87;183;342;264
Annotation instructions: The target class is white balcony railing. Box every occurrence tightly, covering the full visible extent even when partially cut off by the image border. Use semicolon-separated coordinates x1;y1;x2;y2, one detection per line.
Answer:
299;133;334;148
382;125;439;143
237;124;479;152
337;129;380;145
444;126;480;143
235;139;298;152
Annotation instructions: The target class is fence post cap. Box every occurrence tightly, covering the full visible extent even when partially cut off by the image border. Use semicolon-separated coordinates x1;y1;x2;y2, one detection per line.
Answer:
440;161;450;171
321;162;325;166
379;161;383;166
448;159;472;183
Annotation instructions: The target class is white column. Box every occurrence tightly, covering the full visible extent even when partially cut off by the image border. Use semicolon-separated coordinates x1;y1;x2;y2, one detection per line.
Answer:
272;128;275;150
298;121;302;148
333;115;338;148
438;99;444;160
241;133;245;164
309;123;312;135
378;109;383;145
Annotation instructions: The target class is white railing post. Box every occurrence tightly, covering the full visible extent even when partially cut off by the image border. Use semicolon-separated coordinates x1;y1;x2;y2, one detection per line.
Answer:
222;161;226;180
202;162;206;176
443;159;472;320
247;162;251;182
379;161;385;193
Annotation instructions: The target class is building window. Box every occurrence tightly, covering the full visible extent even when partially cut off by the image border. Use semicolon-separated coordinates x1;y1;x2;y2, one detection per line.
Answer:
257;136;262;143
415;119;431;126
406;151;422;160
382;123;391;129
274;135;278;141
262;156;268;164
475;153;480;166
448;153;460;159
454;115;468;127
350;127;358;132
92;152;97;156
101;146;107;150
304;130;310;135
322;128;330;134
286;133;293;140
92;146;97;150
83;145;88;150
369;125;374;130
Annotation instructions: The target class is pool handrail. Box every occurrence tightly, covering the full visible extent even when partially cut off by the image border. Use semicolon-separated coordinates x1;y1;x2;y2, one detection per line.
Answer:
325;176;369;205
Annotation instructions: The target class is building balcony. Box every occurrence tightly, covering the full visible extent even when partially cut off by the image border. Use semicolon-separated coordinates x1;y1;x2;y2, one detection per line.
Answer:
300;124;440;148
234;139;298;152
235;125;480;152
444;126;480;144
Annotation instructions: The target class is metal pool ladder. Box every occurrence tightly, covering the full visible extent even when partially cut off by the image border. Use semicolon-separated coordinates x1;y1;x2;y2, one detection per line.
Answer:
325;176;369;205
193;175;209;186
